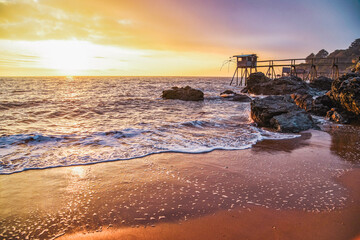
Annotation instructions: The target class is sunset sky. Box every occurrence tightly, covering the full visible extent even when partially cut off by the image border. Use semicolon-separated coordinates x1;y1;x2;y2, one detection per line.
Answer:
0;0;359;76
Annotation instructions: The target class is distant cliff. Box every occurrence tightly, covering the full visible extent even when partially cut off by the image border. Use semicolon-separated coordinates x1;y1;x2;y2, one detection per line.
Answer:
302;38;360;74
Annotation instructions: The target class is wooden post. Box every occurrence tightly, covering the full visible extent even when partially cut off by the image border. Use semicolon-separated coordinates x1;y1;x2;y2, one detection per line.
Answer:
332;58;339;80
230;67;238;86
236;66;239;85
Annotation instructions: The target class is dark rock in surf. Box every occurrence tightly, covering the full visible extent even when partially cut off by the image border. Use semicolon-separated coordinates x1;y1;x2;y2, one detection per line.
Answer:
162;86;204;101
250;95;317;133
220;90;251;102
232;94;251;102
243;72;310;95
220;90;236;95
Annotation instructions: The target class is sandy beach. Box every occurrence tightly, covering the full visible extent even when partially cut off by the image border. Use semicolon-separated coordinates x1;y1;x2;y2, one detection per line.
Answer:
0;125;359;240
1;0;359;239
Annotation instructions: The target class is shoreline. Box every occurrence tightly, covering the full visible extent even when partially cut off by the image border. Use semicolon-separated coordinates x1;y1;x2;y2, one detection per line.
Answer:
1;128;360;239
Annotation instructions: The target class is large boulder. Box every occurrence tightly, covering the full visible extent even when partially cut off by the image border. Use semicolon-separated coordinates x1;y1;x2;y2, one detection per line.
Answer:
243;72;310;95
250;95;317;133
309;76;333;91
162;86;204;101
241;72;270;94
329;73;360;116
270;110;317;133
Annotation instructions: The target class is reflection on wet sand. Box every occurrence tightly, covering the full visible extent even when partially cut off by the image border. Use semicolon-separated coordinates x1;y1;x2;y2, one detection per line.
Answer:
251;132;311;153
0;130;359;239
325;124;360;164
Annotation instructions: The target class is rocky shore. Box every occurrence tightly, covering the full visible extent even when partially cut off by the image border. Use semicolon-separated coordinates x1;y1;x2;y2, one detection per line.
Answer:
244;72;360;132
162;71;359;133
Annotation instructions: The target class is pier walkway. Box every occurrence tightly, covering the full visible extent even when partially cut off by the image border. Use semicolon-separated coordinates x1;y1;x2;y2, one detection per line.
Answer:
229;54;354;86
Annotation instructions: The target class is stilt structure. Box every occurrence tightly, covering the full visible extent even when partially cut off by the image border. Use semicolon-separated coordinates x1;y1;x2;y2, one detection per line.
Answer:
230;54;257;86
229;55;354;86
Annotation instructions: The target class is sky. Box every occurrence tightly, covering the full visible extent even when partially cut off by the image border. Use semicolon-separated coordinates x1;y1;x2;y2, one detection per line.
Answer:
0;0;359;76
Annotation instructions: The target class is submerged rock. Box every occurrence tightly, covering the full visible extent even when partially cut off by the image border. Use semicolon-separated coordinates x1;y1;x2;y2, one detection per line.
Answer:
309;76;333;91
251;95;317;133
243;72;310;95
162;86;204;101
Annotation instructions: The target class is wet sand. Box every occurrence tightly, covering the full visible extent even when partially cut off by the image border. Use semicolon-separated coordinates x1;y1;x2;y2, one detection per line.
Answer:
60;168;360;240
1;127;360;239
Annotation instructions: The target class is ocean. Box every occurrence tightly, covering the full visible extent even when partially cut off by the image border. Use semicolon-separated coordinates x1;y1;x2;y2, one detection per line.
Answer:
0;76;297;174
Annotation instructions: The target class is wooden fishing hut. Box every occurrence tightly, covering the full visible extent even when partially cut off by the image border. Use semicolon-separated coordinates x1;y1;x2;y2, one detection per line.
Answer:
230;54;258;86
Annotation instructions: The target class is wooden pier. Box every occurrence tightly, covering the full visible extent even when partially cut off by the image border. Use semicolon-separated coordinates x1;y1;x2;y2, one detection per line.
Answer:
229;54;354;86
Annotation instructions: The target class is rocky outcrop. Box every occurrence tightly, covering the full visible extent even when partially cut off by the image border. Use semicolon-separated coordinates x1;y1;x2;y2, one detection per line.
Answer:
243;72;309;95
250;95;317;133
220;90;251;102
301;38;360;74
309;76;333;91
162;86;204;101
329;73;360;116
291;93;333;116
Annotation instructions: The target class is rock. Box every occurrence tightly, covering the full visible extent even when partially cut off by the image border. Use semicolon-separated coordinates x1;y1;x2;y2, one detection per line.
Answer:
162;86;204;101
250;95;317;133
329;73;360;116
356;61;360;74
251;95;296;126
351;58;360;74
270;110;317;133
232;94;251;102
326;108;349;124
242;72;270;94
220;90;236;95
220;90;251;102
311;95;333;116
291;93;334;116
244;72;310;95
291;93;313;111
309;76;333;91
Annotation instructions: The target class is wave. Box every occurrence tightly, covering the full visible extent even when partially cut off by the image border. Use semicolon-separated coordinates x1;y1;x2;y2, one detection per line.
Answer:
0;126;300;175
0;133;63;146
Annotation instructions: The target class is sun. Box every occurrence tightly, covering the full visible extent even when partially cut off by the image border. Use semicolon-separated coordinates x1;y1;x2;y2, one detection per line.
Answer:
38;40;96;75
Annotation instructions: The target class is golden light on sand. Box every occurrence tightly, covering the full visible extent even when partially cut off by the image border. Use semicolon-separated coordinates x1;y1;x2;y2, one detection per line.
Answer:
71;166;86;178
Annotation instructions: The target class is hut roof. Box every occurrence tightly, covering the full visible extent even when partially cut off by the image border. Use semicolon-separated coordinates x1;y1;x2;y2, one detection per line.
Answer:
233;54;257;58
